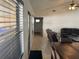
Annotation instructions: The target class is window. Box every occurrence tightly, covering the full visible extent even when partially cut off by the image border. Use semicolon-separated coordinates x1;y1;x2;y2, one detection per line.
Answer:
0;0;24;59
0;0;16;34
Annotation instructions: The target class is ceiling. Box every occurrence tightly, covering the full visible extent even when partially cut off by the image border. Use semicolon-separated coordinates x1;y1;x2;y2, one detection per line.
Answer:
29;0;79;16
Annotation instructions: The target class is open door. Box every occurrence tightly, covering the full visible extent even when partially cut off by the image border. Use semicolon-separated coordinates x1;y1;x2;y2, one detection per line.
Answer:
34;17;43;36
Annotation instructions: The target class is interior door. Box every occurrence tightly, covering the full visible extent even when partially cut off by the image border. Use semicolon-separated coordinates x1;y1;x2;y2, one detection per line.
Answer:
34;17;43;36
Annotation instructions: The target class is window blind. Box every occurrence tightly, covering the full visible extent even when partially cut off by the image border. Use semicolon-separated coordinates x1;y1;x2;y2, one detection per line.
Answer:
0;0;16;32
0;0;23;59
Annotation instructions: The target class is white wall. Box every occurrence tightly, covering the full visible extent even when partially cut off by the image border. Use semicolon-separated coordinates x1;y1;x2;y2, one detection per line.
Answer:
22;0;34;59
43;10;79;34
30;16;34;50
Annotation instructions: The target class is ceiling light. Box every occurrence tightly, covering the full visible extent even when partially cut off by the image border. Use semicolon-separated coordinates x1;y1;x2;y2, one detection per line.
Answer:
69;6;76;10
52;10;56;12
68;0;77;10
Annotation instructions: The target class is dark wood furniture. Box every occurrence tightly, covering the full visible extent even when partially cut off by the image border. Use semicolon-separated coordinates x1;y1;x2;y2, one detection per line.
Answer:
46;29;58;42
51;42;79;59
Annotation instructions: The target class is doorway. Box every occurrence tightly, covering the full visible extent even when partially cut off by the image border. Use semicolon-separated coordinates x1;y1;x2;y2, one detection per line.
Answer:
34;17;43;36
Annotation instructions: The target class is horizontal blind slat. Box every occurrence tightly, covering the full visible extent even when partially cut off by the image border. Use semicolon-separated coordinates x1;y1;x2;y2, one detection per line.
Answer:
0;10;16;15
3;0;16;8
0;4;16;12
0;0;22;59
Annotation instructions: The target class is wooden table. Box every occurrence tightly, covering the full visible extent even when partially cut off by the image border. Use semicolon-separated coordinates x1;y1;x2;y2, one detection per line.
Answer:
52;42;79;59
